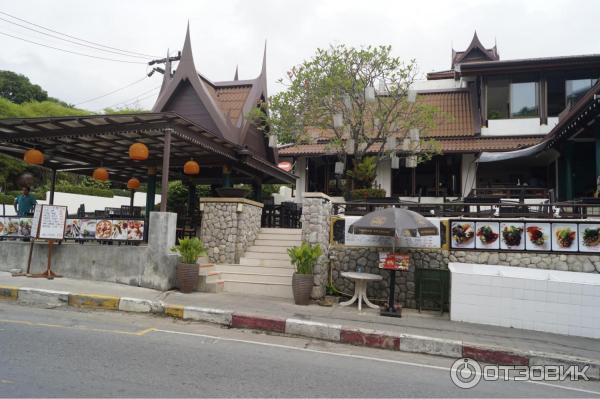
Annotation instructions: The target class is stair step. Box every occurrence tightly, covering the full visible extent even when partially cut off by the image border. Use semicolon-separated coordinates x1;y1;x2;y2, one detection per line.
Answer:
239;258;294;268
224;280;293;299
253;239;300;247
221;272;291;285
247;245;289;254
216;264;295;275
198;265;217;276
243;251;290;260
198;279;225;293
256;233;302;241
260;228;302;235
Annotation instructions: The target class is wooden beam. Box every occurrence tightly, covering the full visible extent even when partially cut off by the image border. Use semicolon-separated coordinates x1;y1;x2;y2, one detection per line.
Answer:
160;129;172;212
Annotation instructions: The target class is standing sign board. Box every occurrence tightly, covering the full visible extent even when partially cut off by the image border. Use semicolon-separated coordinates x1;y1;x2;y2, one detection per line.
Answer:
37;205;67;240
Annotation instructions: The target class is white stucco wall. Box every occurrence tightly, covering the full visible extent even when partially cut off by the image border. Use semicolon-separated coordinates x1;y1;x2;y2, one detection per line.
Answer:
411;78;465;91
375;158;392;196
481;117;558;136
294;157;307;202
461;154;477;197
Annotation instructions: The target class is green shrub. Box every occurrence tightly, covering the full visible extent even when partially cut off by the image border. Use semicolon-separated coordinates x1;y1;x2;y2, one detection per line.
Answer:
287;242;322;275
171;237;207;264
350;188;386;200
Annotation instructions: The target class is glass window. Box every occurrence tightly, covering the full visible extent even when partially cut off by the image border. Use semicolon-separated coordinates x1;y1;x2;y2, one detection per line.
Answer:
487;79;509;119
566;79;598;108
547;78;565;117
510;82;538;118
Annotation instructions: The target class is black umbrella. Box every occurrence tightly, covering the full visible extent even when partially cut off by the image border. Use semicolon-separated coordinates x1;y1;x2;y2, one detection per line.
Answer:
347;207;439;318
348;208;438;238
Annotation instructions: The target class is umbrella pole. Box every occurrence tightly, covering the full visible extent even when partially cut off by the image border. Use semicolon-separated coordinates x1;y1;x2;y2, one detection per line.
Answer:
381;235;401;318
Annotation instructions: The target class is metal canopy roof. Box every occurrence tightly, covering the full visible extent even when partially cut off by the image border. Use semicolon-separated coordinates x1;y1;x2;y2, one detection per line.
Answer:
0;112;295;185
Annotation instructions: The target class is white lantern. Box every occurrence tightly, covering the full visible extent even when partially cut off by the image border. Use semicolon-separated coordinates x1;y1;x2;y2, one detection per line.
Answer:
334;161;345;175
385;136;397;151
391;153;400;169
345;138;355;154
268;135;277;148
407;89;417;103
333;113;344;128
365;85;376;103
401;138;411;152
409;128;420;141
406;155;418;168
342;94;352;111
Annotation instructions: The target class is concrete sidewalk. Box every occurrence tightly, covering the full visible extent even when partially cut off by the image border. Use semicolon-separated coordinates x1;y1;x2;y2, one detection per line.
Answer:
1;272;599;379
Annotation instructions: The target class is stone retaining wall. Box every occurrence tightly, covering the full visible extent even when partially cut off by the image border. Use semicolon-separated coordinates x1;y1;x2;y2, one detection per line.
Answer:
330;247;600;308
199;198;263;264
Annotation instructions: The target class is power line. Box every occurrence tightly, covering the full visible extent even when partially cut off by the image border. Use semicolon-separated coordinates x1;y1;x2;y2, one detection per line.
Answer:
0;30;148;64
0;10;159;59
74;76;148;106
0;16;149;59
106;85;161;109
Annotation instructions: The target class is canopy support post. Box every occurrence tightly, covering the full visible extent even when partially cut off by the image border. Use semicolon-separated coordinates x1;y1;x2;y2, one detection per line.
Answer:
49;168;57;205
160;128;172;212
144;167;157;242
595;125;600;189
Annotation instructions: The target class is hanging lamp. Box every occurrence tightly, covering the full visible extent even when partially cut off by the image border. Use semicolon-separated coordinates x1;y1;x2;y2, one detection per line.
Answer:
23;149;44;165
128;142;149;161
92;167;109;181
127;178;141;190
183;160;200;175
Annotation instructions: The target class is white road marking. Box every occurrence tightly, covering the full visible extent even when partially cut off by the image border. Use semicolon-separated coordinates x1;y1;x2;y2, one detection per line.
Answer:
153;328;600;396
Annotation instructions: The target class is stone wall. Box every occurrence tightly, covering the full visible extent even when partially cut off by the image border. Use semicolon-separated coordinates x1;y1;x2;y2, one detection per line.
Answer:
0;212;178;291
301;193;333;299
331;247;600;308
199;198;263;264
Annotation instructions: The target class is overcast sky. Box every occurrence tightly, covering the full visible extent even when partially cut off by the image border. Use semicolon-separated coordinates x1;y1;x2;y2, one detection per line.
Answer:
1;0;598;112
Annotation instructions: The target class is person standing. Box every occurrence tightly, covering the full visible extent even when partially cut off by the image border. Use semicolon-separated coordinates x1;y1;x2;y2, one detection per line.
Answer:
14;186;37;216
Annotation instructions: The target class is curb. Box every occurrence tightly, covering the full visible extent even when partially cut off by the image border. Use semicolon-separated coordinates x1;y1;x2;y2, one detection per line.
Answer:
1;285;599;380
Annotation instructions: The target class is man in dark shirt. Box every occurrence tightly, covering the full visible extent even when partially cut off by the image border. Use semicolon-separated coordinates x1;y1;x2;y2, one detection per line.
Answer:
14;186;37;216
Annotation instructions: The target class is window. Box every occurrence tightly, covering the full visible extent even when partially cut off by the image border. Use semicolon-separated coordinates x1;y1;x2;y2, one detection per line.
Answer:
566;79;597;108
487;79;539;119
510;82;538;118
547;78;566;117
487;79;509;119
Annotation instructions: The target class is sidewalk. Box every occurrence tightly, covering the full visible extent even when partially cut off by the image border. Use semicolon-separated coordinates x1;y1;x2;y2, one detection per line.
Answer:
1;272;599;378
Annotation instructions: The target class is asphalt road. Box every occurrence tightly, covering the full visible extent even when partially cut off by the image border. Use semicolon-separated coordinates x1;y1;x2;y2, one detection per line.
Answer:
0;302;599;398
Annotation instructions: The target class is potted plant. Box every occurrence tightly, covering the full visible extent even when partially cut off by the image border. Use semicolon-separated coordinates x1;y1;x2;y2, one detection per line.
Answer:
287;242;322;305
171;237;207;293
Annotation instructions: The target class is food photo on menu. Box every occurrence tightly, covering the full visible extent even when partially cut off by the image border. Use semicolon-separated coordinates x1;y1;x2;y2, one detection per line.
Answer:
7;218;22;237
475;222;500;249
65;219;82;239
126;220;144;240
80;220;97;239
0;218;6;237
525;223;551;251
552;223;578;252
500;222;525;250
578;224;600;252
95;220;113;239
451;221;475;248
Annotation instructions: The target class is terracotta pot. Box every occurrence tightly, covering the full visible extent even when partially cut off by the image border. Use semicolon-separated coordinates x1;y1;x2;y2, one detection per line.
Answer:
292;273;314;305
176;262;199;293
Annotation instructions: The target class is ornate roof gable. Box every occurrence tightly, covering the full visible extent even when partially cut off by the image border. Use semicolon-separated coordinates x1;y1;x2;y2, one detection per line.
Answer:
452;31;499;68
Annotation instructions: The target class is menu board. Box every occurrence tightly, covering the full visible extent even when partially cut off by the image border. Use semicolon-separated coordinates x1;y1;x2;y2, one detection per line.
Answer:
31;206;42;238
500;222;525;251
38;205;67;240
552;223;578;252
475;221;500;250
525;223;551;251
451;221;476;249
579;223;600;253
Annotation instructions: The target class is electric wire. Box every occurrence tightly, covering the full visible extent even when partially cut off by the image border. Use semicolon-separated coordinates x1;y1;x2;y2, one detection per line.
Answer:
74;76;148;106
0;30;148;64
0;10;159;59
0;15;150;59
106;85;161;109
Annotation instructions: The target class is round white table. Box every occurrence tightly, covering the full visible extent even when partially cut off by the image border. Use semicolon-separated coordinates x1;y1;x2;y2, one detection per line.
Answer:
339;272;383;311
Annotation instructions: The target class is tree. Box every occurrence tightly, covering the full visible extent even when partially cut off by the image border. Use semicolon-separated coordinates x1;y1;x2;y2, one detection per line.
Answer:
252;45;441;191
0;70;48;104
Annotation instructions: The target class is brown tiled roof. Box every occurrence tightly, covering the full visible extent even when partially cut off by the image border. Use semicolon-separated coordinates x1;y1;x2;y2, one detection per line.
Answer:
418;90;478;137
278;136;543;156
203;83;252;124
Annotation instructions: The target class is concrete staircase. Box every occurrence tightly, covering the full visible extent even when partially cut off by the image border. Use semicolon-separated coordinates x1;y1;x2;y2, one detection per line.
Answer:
215;228;302;299
198;263;225;293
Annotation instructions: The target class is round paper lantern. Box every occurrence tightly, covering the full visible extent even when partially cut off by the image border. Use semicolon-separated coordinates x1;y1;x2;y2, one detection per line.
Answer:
23;149;44;165
92;167;109;181
128;142;149;161
127;178;141;190
183;160;200;175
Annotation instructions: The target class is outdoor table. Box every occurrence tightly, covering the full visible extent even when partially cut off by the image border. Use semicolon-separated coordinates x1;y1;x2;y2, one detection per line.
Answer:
339;271;382;311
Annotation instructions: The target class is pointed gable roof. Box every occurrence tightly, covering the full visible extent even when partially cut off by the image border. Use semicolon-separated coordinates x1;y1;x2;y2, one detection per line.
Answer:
451;31;499;68
152;26;275;162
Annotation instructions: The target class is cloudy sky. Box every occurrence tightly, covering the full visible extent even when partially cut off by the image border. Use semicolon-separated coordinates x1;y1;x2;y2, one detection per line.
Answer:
1;0;598;112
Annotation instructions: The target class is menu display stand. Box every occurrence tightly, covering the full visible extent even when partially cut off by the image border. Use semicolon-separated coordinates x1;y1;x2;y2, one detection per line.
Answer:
379;253;410;318
24;205;67;280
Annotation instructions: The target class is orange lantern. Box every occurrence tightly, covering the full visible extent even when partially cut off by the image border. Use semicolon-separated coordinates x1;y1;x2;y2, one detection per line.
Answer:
128;142;149;161
23;149;44;165
183;160;200;175
222;164;232;174
127;178;141;190
92;167;109;181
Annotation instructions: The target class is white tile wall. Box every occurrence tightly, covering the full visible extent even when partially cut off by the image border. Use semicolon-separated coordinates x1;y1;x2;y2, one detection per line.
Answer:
449;262;600;339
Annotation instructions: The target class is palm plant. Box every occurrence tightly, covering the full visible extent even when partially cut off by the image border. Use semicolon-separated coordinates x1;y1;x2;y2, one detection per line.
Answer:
171;237;207;264
287;242;322;274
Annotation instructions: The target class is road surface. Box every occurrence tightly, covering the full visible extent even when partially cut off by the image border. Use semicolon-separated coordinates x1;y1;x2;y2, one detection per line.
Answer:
0;302;598;397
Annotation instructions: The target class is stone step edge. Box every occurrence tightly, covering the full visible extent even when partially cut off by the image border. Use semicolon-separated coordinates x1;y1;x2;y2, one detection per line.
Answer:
220;271;293;277
221;279;291;286
1;285;598;381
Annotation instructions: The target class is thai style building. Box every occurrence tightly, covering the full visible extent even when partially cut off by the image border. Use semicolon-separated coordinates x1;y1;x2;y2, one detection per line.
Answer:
279;33;600;202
